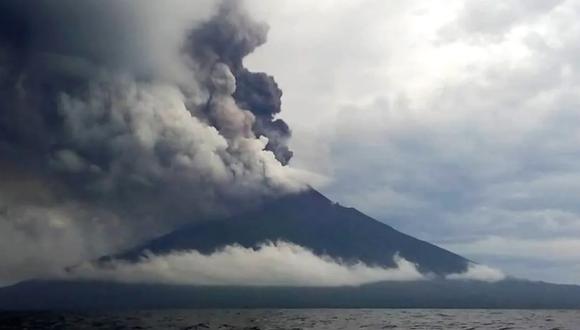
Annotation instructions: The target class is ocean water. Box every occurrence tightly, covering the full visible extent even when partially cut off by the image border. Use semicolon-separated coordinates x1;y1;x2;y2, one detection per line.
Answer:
1;309;579;329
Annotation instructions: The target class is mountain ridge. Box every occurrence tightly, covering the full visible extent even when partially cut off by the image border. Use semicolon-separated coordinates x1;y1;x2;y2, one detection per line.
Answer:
106;188;470;275
3;278;580;310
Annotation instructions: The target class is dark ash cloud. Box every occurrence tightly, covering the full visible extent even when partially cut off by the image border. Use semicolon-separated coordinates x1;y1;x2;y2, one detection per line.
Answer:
0;0;301;284
188;1;293;164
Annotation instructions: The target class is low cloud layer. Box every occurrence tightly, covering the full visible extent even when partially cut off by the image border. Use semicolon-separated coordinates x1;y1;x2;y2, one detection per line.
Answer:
65;241;504;286
66;241;425;287
446;263;506;282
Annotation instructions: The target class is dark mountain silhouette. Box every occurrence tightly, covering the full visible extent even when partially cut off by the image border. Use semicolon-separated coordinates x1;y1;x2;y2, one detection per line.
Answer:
108;188;469;275
3;279;580;310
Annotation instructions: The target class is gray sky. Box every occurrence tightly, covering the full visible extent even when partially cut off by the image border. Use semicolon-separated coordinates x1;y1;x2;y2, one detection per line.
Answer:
246;0;580;284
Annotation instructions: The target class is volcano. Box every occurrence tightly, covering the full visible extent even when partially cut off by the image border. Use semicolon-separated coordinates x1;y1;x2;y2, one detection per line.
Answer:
109;188;469;276
3;189;580;310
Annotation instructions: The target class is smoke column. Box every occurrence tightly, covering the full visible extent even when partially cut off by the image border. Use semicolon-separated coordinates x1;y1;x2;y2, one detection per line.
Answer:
0;0;301;284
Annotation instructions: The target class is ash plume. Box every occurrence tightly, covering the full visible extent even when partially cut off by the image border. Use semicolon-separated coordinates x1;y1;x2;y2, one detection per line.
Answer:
0;0;301;284
188;1;293;164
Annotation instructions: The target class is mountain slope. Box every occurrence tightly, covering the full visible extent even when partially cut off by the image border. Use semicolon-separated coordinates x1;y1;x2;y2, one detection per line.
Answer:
111;189;469;275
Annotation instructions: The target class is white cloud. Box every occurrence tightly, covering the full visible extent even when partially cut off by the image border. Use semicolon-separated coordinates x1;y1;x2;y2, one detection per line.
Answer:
66;241;425;286
446;263;506;282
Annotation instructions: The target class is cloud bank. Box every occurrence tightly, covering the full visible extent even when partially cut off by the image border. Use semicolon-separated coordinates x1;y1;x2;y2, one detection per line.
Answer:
66;241;504;286
67;241;425;286
446;263;506;282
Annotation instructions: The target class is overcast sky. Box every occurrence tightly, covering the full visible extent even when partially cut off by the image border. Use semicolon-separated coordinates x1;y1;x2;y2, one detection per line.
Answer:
245;0;580;284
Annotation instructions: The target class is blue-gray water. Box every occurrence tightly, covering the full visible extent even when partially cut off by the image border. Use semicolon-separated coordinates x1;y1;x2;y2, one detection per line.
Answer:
1;309;579;329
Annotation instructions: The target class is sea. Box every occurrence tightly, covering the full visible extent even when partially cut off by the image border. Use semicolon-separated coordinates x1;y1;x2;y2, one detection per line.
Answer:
1;309;579;329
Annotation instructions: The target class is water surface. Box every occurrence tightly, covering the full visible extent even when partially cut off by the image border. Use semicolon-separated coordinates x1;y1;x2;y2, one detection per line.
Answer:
1;309;578;329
